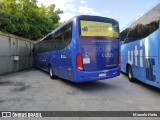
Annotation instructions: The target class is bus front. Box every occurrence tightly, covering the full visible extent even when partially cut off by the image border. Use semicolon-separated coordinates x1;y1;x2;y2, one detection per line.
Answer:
74;15;120;82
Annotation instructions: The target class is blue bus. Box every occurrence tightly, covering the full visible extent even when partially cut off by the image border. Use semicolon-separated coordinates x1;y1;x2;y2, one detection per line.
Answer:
34;15;120;83
121;4;160;88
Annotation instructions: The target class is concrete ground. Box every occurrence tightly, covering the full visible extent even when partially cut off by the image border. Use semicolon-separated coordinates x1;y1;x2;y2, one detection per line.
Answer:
0;68;160;120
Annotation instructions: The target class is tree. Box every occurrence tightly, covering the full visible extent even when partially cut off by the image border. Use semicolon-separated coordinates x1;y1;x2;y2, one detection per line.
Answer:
0;0;63;40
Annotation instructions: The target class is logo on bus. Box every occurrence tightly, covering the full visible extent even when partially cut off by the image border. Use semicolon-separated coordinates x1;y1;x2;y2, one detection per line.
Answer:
128;39;144;67
82;26;88;32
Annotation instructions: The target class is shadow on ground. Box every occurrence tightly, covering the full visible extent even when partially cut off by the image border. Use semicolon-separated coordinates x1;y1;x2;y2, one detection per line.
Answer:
38;68;122;93
121;72;160;93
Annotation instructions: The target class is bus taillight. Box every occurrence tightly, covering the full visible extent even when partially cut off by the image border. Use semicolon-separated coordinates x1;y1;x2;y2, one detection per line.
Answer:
76;54;84;70
118;53;121;66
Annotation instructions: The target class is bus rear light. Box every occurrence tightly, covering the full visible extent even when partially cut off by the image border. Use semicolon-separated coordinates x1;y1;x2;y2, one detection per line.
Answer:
76;54;84;70
118;53;121;66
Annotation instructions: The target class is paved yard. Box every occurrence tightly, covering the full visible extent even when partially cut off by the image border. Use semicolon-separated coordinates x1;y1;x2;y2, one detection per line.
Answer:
0;68;160;119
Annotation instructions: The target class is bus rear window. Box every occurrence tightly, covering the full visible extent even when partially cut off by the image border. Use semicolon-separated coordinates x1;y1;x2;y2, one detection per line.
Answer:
80;20;119;38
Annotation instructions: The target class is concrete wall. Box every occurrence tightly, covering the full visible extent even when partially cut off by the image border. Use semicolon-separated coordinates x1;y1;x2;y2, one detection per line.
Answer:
0;32;34;75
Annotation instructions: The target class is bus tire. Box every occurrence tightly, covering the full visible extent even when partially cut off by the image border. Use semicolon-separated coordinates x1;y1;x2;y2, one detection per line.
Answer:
49;65;56;79
127;65;135;82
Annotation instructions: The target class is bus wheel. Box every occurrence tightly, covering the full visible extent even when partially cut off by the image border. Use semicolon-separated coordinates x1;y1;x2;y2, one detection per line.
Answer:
127;66;135;82
49;65;56;79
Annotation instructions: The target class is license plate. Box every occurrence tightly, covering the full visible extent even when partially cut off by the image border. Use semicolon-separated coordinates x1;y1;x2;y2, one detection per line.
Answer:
83;58;90;64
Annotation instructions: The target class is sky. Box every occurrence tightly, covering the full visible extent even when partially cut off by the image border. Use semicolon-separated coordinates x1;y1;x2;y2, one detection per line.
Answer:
37;0;160;30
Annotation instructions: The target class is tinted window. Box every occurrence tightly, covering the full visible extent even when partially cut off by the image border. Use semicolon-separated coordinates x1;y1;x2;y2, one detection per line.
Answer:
121;3;160;44
36;22;73;53
63;23;72;47
54;22;72;50
54;30;63;49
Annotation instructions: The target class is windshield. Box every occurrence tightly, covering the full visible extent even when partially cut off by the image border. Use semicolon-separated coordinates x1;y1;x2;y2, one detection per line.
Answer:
80;20;119;39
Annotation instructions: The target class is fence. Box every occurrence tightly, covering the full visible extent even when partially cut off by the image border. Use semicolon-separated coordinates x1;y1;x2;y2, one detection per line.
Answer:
0;32;34;75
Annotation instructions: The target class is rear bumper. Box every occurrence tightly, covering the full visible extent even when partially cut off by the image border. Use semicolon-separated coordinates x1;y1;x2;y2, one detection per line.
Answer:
74;67;120;83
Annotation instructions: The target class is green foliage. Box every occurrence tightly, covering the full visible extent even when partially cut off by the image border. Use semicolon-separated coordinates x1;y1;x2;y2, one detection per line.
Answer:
0;0;63;40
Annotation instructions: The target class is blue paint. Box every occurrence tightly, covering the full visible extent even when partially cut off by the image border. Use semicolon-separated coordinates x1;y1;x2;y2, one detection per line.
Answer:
121;29;160;88
34;15;120;83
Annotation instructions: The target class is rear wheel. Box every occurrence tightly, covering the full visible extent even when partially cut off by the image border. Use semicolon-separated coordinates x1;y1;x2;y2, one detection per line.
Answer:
49;65;56;79
127;65;135;82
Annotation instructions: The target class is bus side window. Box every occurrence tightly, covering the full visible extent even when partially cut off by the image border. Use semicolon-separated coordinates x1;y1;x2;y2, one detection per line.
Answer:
41;37;51;52
52;34;57;51
63;23;72;47
121;28;130;44
121;6;160;44
55;30;63;50
50;34;56;51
